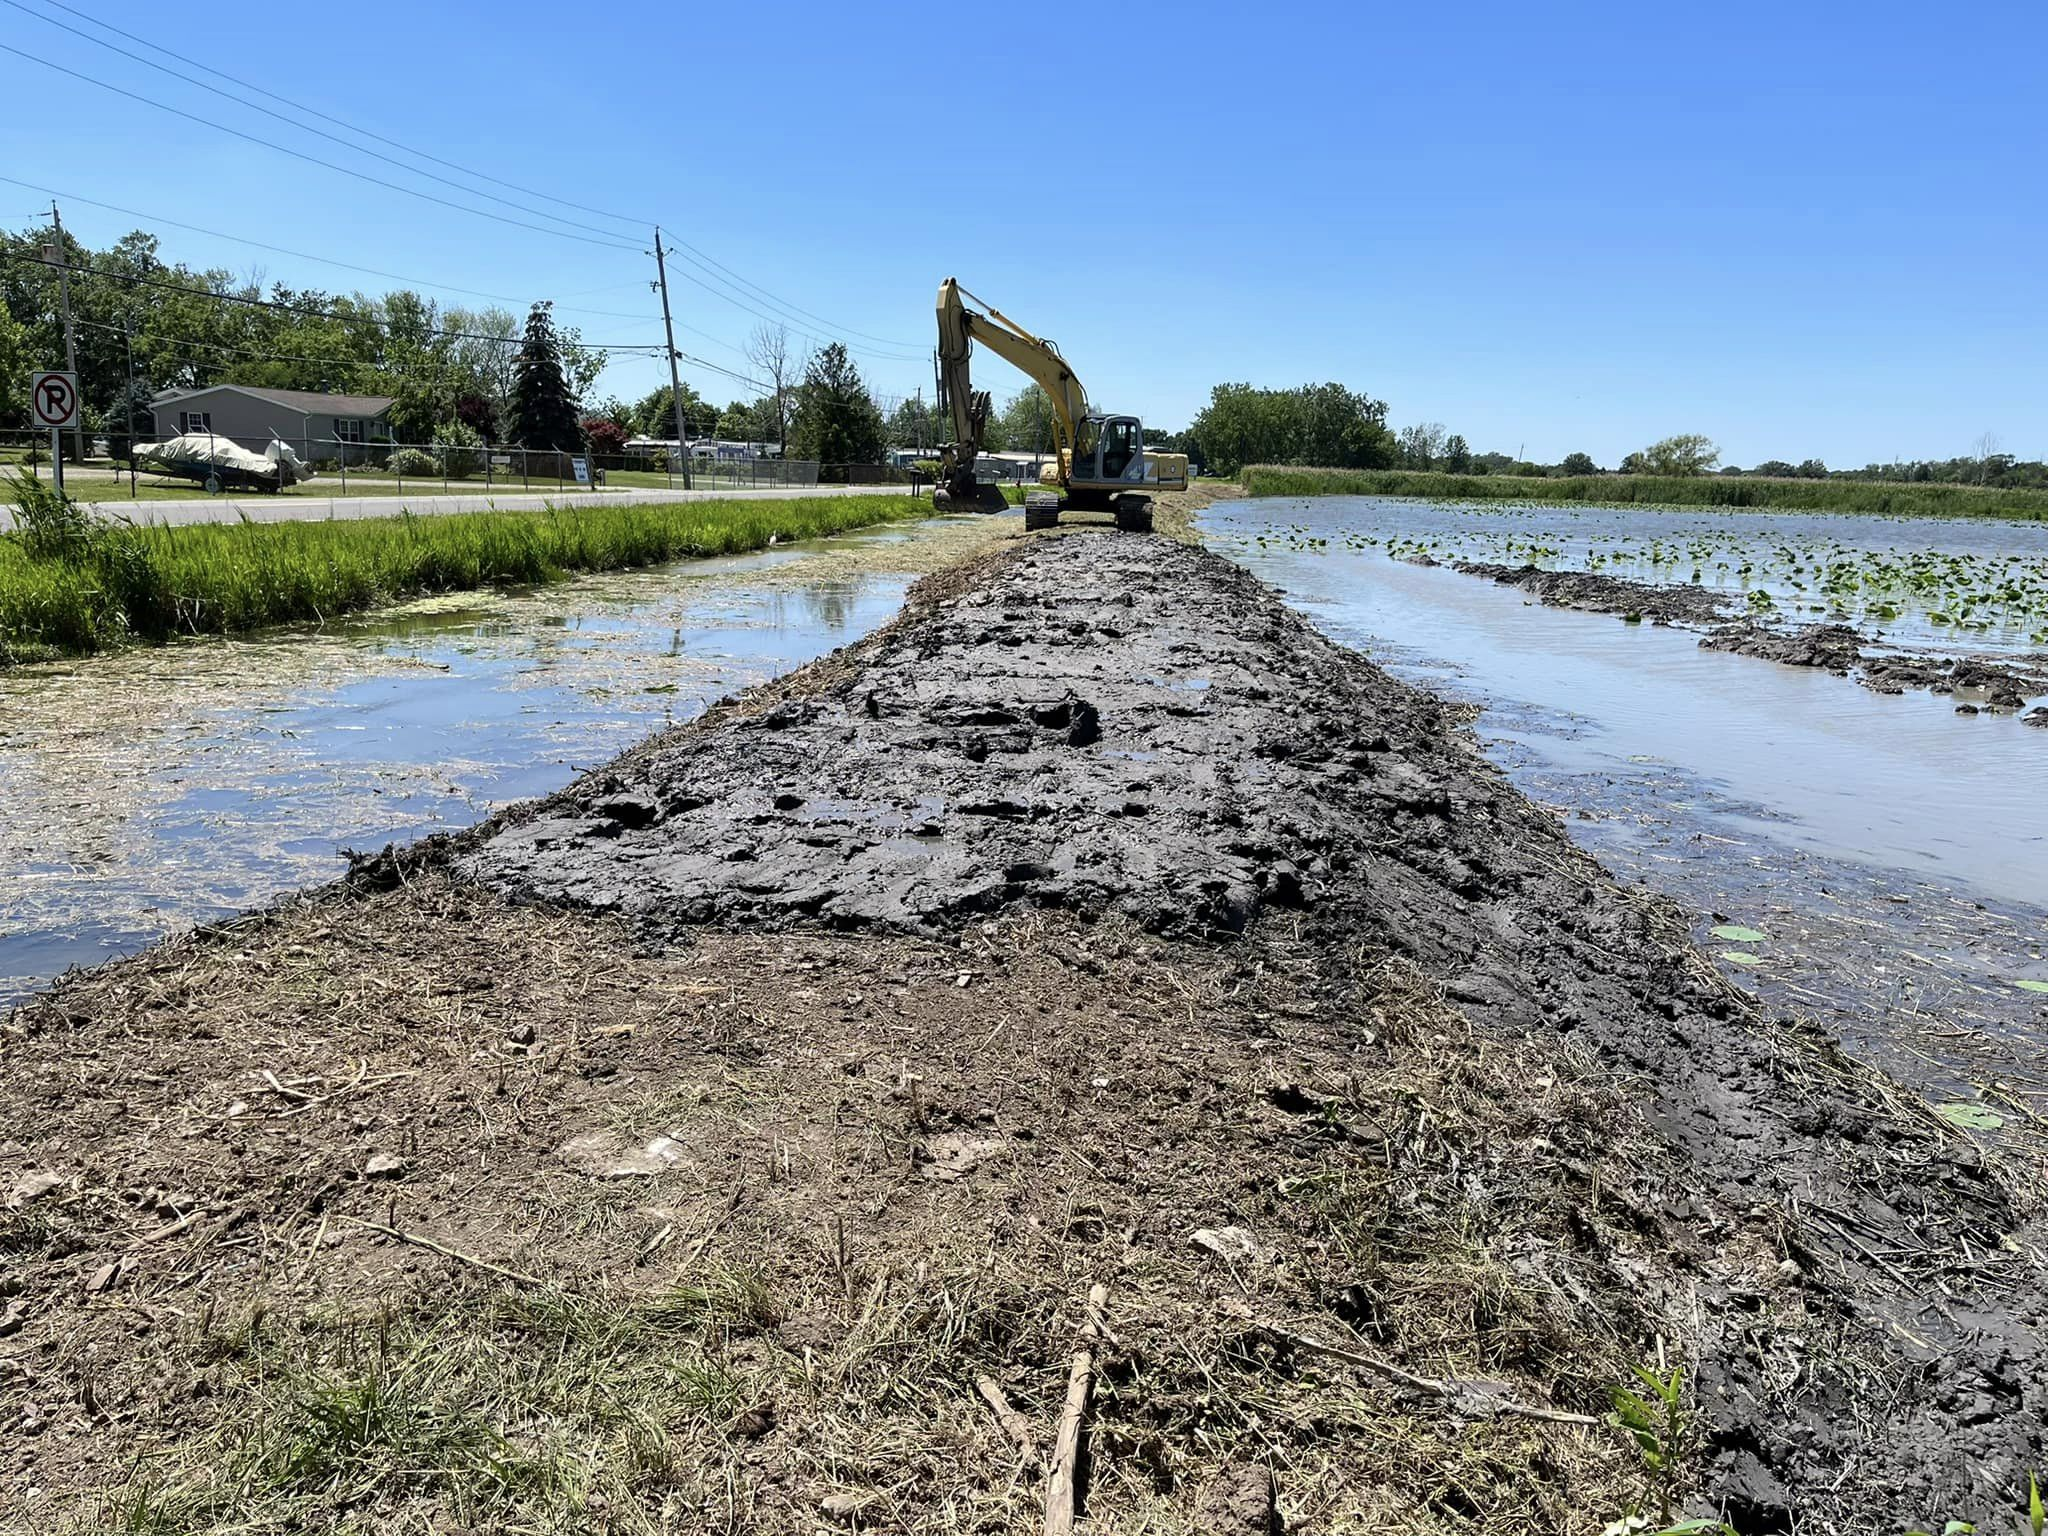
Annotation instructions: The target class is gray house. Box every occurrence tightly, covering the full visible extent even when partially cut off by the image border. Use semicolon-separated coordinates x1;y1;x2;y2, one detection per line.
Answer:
149;384;395;464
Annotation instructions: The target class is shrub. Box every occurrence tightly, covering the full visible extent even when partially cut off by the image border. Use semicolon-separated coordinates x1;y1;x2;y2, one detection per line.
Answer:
582;417;629;456
432;420;484;480
388;447;437;477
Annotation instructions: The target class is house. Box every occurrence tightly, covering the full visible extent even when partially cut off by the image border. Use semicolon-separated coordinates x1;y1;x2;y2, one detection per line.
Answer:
148;385;396;464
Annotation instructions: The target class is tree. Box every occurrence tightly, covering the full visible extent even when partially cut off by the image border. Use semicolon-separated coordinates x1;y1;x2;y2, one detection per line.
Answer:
1559;451;1597;476
1185;382;1393;475
631;382;714;441
581;416;629;455
1795;458;1828;479
996;385;1058;454
1974;431;2001;485
1397;422;1447;470
788;342;885;465
716;399;768;440
1442;434;1472;473
1637;434;1719;476
746;323;801;449
508;301;583;451
1753;460;1796;477
886;394;944;452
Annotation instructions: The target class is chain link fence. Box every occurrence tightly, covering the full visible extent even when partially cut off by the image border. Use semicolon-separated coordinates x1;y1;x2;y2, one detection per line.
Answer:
0;429;893;500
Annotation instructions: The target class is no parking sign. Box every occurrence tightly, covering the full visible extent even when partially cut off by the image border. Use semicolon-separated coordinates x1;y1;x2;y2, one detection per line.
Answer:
30;371;79;429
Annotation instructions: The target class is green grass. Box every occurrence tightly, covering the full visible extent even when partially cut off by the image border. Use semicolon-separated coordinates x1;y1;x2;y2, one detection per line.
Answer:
0;493;931;664
1238;464;2048;520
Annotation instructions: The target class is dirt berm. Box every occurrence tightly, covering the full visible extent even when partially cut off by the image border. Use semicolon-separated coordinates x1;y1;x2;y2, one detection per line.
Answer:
4;534;2043;1534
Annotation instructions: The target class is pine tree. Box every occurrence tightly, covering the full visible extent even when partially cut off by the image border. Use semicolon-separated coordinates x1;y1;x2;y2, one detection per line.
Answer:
509;301;583;452
789;343;885;466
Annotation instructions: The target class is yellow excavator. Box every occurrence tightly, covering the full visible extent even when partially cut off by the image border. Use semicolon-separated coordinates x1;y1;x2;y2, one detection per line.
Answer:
932;278;1188;532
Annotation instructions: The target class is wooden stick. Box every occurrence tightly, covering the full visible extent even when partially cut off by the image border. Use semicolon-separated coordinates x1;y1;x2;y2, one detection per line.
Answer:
1043;1282;1108;1536
977;1374;1039;1464
340;1216;546;1288
1257;1323;1600;1427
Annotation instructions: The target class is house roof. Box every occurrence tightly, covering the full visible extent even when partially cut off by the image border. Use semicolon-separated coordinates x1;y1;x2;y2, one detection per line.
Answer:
151;384;395;416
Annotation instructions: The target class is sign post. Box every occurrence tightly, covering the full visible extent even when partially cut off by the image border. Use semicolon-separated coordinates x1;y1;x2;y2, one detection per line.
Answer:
29;371;80;495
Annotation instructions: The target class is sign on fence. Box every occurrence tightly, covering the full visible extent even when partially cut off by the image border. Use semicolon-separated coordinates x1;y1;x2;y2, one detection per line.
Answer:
30;371;79;429
570;456;590;485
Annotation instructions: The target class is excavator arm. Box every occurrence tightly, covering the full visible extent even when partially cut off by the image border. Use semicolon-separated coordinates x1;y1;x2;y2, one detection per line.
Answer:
935;278;1089;511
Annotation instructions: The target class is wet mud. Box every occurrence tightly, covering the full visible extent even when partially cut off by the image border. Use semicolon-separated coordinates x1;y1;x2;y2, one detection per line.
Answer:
1704;619;2048;707
1457;559;2048;714
1454;560;1735;624
467;534;2047;1526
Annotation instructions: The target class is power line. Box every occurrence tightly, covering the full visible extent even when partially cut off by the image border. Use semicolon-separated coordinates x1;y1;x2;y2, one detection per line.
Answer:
0;42;644;252
12;256;664;351
1;0;632;248
22;0;649;234
0;173;669;331
9;0;921;350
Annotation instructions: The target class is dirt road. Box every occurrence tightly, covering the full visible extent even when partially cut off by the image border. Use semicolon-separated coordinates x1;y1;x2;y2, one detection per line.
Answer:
3;528;2042;1533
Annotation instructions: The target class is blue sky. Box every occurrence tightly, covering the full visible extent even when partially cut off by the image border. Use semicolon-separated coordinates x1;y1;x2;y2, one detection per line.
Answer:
5;0;2043;466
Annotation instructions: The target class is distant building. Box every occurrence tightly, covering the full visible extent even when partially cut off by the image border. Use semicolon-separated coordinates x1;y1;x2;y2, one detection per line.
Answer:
148;385;395;462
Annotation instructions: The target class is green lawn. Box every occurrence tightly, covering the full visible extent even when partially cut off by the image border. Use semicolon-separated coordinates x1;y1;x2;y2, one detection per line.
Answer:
0;493;936;664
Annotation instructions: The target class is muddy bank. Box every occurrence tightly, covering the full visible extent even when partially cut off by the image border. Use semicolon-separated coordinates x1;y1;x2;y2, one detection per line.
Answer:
1703;619;2048;707
1458;558;2048;714
4;534;2044;1532
1455;560;1735;624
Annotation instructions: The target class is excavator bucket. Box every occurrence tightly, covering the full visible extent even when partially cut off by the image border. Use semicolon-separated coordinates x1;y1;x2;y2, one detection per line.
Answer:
934;476;1010;514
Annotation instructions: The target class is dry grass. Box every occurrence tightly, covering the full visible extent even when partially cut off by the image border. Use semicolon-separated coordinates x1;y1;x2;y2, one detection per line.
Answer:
2;870;1685;1534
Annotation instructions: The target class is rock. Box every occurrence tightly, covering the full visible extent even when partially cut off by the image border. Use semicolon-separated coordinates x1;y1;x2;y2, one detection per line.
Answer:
2025;708;2048;728
1955;704;1980;716
1191;1226;1260;1264
1194;1461;1281;1534
820;1491;871;1523
556;1131;687;1179
728;1400;777;1439
364;1152;407;1179
5;1170;66;1207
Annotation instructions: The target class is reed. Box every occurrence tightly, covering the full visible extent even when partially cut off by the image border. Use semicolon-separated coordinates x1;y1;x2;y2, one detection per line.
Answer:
1237;465;2048;520
0;493;929;663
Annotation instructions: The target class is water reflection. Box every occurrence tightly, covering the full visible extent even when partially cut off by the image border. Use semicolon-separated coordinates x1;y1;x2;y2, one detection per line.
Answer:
0;537;915;1005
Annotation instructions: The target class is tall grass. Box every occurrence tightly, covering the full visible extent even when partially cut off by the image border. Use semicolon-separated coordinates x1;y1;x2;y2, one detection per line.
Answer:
1237;464;2048;520
0;494;930;664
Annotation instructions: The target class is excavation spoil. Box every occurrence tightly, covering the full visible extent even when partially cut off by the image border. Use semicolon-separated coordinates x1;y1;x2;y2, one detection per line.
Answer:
6;535;2043;1532
1454;560;1734;624
467;534;2047;1524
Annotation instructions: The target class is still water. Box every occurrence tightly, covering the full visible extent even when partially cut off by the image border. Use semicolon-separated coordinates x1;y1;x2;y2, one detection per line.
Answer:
0;531;916;1006
1203;496;2048;1086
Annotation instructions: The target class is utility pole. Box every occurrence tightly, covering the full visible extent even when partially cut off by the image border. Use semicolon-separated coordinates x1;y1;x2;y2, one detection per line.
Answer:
652;227;692;491
46;203;82;466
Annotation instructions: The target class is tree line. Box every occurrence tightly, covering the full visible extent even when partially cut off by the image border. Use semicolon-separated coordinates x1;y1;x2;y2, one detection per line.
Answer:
0;221;901;467
1166;383;2046;490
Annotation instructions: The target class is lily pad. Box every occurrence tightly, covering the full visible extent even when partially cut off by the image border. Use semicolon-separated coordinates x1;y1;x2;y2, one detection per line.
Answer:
1711;925;1768;944
1720;951;1762;967
1934;1102;2004;1132
2018;980;2048;995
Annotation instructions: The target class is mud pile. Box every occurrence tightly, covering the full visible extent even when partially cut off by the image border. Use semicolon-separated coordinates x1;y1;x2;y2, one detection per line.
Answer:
470;535;2047;1526
1454;560;1735;624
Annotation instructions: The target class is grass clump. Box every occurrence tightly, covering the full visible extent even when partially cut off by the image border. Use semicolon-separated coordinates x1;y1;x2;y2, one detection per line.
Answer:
1239;464;2048;520
0;489;933;663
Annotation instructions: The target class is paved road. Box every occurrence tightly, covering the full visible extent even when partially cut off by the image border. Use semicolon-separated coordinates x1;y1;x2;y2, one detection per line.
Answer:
0;481;915;532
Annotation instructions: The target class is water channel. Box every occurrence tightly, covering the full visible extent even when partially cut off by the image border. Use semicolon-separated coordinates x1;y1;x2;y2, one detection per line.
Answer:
1202;496;2048;1098
4;500;2043;1107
